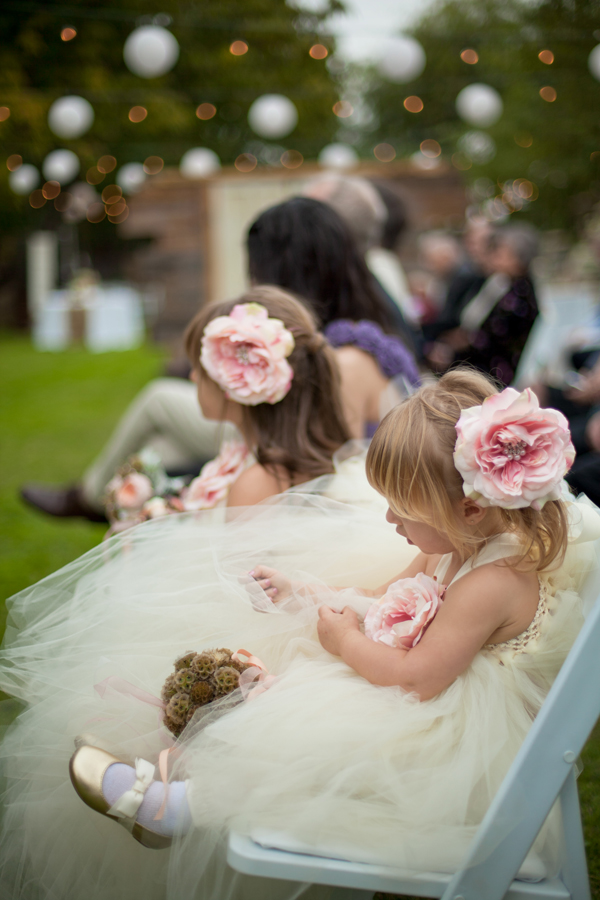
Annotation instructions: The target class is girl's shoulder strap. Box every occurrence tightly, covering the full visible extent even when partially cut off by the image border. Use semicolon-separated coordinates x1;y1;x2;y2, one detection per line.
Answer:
441;533;525;589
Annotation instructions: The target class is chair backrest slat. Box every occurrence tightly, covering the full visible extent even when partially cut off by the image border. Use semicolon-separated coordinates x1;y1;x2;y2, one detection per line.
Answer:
441;593;600;900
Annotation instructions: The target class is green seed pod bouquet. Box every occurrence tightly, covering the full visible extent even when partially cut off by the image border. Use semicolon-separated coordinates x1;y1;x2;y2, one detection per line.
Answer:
161;648;255;737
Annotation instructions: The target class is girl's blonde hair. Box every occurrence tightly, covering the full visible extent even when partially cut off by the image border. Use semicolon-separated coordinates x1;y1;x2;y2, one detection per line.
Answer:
366;368;569;571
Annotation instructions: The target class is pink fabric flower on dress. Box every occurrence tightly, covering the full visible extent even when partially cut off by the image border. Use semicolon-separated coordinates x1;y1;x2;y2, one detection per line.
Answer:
110;472;154;510
181;441;249;510
200;302;295;406
454;387;575;510
364;573;444;649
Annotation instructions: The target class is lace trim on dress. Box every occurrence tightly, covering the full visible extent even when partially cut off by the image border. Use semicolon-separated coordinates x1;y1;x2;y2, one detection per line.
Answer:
484;578;549;660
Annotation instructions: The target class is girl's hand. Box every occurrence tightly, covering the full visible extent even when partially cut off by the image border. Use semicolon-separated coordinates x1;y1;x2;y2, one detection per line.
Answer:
317;606;360;656
248;566;292;602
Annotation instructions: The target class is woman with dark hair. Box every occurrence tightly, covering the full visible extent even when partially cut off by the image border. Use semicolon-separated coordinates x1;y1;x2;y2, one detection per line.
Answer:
247;196;395;332
248;196;420;437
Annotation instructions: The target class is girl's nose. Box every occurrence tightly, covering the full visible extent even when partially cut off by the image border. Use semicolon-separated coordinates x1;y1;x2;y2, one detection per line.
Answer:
386;507;397;525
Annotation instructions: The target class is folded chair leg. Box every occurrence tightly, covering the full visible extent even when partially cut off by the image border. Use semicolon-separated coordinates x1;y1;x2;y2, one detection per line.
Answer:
559;767;591;900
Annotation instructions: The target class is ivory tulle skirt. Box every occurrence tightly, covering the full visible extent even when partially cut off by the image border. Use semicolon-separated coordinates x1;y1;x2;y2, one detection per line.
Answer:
0;468;596;900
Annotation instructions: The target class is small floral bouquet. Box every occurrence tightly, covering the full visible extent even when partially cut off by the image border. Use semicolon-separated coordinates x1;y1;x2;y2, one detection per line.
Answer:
364;573;445;650
104;441;249;535
161;648;259;737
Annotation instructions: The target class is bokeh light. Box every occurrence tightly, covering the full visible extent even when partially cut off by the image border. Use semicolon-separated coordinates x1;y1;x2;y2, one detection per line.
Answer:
86;167;105;185
540;86;557;102
309;44;328;59
54;192;72;212
6;155;22;171
248;95;298;139
235;153;257;172
318;143;358;169
0;107;10;122
129;106;147;122
101;185;123;204
43;149;80;184
229;41;248;56
42;181;61;200
280;150;303;169
196;103;217;120
333;101;353;118
538;49;554;64
404;96;423;113
460;49;479;64
456;84;503;127
9;164;39;194
589;45;600;81
117;162;146;194
60;27;77;42
373;143;396;162
97;155;117;174
143;156;164;175
378;36;426;83
457;131;496;163
29;190;46;208
420;139;441;158
48;96;94;139
180;148;221;178
86;202;106;223
514;133;533;148
123;26;180;78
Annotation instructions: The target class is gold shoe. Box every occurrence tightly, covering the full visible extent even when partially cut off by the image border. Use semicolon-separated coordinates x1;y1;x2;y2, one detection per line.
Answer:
69;745;172;850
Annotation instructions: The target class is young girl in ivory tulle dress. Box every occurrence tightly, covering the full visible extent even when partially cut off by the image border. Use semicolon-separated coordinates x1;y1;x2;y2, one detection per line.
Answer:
1;370;599;900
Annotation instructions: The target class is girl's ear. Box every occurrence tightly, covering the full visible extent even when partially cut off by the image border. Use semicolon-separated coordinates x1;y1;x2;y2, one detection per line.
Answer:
458;497;488;525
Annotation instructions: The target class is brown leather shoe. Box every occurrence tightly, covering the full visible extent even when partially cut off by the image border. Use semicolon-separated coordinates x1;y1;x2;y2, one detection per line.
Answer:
20;484;108;523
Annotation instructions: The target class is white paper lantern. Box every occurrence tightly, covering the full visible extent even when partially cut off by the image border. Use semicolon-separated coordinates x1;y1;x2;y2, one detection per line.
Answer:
248;95;298;139
124;26;180;78
48;96;95;139
457;131;496;164
378;35;426;83
318;143;359;169
456;84;503;128
43;149;80;184
588;44;600;81
116;162;147;194
9;164;39;195
179;148;221;179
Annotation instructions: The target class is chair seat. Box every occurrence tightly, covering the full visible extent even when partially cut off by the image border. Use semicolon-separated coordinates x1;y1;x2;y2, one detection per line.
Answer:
227;832;570;900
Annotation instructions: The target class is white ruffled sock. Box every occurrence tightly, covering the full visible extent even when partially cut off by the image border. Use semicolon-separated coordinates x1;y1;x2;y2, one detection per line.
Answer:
103;763;192;837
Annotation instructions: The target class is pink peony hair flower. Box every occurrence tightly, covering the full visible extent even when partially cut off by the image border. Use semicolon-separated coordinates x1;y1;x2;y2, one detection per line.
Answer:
454;387;575;510
200;302;295;406
364;573;444;650
181;441;249;510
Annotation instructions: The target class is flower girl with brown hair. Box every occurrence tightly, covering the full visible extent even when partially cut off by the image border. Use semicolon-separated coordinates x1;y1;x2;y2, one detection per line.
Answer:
1;370;600;900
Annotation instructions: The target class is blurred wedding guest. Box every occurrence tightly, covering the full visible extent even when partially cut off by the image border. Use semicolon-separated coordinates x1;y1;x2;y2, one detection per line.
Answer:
426;223;539;386
302;173;416;345
422;218;493;342
21;198;420;521
365;182;421;326
411;231;465;323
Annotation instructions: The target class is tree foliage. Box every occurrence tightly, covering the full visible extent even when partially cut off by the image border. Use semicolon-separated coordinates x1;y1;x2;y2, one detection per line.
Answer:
363;0;600;232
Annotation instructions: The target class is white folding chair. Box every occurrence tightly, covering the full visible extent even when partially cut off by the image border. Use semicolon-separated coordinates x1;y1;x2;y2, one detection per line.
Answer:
227;588;600;900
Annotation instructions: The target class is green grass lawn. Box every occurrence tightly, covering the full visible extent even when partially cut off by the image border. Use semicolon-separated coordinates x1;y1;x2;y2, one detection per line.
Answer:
0;332;599;896
0;333;166;719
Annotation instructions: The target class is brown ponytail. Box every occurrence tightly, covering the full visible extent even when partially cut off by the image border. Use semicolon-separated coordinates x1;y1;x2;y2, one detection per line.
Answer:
185;285;351;481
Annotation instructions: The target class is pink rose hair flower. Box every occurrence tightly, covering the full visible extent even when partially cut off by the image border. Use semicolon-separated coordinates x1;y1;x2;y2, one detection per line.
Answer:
454;387;575;510
200;302;295;406
181;441;249;510
364;573;444;650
